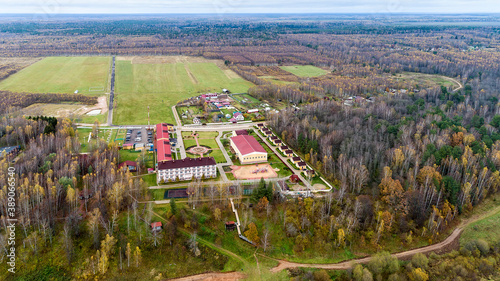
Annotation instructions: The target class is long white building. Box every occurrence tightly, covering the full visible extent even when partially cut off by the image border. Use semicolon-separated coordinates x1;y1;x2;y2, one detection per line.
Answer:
157;157;217;183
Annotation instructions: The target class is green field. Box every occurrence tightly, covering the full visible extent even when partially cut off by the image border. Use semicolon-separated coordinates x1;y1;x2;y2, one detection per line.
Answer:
0;57;111;95
395;72;460;89
280;65;328;77
114;59;253;125
460;195;500;247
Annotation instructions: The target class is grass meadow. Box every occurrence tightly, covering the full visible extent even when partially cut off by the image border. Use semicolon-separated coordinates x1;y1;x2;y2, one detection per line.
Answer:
460;192;500;246
114;59;253;125
0;56;111;95
279;65;328;77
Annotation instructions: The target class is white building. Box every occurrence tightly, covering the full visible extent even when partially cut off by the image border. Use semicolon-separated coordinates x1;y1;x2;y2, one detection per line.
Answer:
157;157;217;183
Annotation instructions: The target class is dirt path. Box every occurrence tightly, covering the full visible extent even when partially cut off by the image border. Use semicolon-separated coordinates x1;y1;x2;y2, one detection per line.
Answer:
184;64;199;84
166;272;245;281
442;76;463;92
270;203;500;273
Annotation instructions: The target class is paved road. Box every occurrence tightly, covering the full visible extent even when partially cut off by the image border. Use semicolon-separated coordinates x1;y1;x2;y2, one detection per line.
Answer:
107;56;115;126
148;177;290;190
172;105;182;127
174;127;187;159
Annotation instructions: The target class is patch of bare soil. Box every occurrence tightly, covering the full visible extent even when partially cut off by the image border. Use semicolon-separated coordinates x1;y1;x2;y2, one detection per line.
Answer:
74;95;108;115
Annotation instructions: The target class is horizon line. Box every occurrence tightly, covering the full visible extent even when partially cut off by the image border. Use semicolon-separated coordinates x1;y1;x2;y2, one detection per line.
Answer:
1;12;500;15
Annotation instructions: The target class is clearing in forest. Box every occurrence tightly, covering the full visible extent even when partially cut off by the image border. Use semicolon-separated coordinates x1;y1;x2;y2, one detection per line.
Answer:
113;56;253;125
394;72;461;90
0;56;111;95
280;65;328;77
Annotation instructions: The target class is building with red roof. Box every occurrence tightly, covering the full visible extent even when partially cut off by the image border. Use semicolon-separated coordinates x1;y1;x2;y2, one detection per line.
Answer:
155;123;173;163
156;139;172;163
150;222;163;232
230;135;267;164
118;161;137;172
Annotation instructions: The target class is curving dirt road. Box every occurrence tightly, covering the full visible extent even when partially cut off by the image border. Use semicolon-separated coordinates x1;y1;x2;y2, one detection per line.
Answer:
167;272;245;281
442;76;463;92
270;227;462;272
270;202;500;273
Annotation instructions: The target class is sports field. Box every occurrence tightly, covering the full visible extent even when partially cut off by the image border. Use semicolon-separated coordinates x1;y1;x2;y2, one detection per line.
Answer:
280;65;328;77
113;56;253;125
0;57;111;95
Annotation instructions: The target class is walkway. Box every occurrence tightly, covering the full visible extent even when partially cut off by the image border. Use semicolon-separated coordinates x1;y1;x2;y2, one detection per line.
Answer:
175;127;187;159
107;56;115;126
230;198;242;236
147;177;290;190
252;128;310;188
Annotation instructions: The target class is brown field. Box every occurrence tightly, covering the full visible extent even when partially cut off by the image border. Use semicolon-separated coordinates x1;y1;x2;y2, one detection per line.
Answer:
22;96;108;118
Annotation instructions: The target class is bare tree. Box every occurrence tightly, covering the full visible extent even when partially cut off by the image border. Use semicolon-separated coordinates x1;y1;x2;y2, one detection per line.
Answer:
261;229;271;252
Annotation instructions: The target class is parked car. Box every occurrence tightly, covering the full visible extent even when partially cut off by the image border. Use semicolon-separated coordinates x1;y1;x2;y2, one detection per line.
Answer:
135;137;142;142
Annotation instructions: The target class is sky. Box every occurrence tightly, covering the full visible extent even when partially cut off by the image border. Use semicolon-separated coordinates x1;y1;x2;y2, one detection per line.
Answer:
0;0;499;14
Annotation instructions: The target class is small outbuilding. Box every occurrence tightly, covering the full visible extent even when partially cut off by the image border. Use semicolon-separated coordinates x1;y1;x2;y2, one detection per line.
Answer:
290;174;300;183
118;161;137;172
151;222;163;232
225;221;237;231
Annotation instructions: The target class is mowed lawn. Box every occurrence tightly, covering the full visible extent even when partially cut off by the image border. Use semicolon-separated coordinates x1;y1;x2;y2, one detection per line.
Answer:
0;57;111;95
114;60;253;125
280;65;328;77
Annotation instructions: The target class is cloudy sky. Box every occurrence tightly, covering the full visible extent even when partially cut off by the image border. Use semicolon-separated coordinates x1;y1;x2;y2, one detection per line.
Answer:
0;0;499;14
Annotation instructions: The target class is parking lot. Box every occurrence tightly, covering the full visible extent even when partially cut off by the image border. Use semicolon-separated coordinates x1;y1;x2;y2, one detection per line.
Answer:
124;127;154;146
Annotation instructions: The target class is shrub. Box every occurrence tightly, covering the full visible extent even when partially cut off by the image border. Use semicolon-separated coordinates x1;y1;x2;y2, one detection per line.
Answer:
464;239;490;256
411;253;429;269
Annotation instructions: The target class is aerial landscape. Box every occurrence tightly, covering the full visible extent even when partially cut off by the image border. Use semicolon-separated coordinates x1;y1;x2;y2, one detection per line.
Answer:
1;2;500;281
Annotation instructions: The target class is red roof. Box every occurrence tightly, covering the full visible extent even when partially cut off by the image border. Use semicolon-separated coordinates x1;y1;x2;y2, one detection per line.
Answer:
156;123;170;140
297;161;307;167
151;222;162;228
157;139;172;162
231;135;267;156
285;150;293;154
235;129;249;135
118;161;137;168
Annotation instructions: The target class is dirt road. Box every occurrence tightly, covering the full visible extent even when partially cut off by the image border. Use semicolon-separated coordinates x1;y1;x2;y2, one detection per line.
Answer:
443;76;463;92
270;203;500;273
167;272;245;281
270;227;462;272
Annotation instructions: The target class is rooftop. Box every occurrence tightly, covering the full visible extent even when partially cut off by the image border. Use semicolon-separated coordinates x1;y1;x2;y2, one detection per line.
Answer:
118;161;137;169
157;139;172;162
158;157;216;170
234;129;249;135
231;135;267;155
0;146;19;155
156;123;170;140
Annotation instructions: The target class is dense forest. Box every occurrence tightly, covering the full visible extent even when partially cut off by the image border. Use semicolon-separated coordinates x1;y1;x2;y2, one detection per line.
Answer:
1;14;500;280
